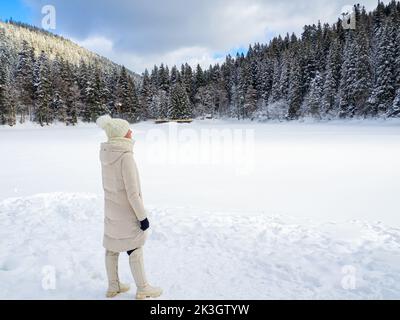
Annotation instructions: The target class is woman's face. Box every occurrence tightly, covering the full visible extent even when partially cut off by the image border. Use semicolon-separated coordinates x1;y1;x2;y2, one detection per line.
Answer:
125;129;133;139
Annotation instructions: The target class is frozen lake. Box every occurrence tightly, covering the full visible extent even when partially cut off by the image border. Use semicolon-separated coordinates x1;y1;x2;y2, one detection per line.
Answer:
1;119;400;226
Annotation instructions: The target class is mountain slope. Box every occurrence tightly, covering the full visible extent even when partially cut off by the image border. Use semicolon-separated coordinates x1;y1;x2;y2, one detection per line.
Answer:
0;20;142;126
0;20;139;78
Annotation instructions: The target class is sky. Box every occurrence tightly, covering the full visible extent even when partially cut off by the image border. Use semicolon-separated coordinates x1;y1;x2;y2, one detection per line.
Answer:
0;0;391;74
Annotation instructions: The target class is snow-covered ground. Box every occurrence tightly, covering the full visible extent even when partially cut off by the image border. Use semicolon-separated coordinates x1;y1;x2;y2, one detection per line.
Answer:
1;119;400;299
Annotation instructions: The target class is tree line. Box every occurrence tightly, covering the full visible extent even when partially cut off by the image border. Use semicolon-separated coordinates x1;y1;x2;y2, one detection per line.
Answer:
1;1;400;126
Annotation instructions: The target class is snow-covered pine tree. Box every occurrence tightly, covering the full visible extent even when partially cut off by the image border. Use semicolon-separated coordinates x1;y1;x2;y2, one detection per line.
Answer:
15;40;35;123
105;68;119;117
50;92;64;123
221;55;235;113
259;57;274;105
243;84;258;119
33;51;52;126
270;59;282;103
181;63;195;105
171;65;182;87
301;26;318;95
367;20;396;117
339;22;371;119
115;66;131;119
81;64;95;122
0;47;12;125
214;75;229;117
249;58;262;102
321;39;342;118
64;62;79;125
338;31;356;118
50;55;67;123
278;53;291;102
169;83;191;120
139;69;153;119
194;85;214;118
234;66;248;120
287;55;303;120
352;27;372;117
195;64;206;90
128;75;140;122
303;71;323;118
150;89;169;119
387;6;400;118
387;88;400;117
158;64;170;92
85;65;108;122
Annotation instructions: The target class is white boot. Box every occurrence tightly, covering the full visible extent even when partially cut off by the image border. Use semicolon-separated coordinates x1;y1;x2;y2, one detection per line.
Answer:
105;250;130;298
129;247;163;300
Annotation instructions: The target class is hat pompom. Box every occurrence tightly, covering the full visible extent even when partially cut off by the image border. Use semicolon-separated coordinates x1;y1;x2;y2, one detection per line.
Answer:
96;115;112;129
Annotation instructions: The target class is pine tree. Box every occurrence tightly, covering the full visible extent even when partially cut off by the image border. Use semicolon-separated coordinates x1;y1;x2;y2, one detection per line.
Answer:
367;21;396;116
33;51;52;126
158;64;170;92
169;83;191;119
339;28;371;118
50;92;64;123
279;57;291;102
287;57;303;120
321;39;342;118
0;49;12;125
353;28;372;116
195;64;206;89
50;55;68;123
387;88;400;117
1;37;18;127
194;85;215;118
234;66;247;120
139;69;152;119
303;71;323;118
105;68;119;117
181;63;195;104
170;66;180;86
91;66;108;121
243;84;258;119
128;76;140;122
270;59;282;103
15;40;35;123
149;89;169;119
115;66;130;118
64;62;80;125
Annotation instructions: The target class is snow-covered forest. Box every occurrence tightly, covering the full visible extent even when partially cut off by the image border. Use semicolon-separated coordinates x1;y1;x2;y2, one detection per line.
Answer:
1;1;400;126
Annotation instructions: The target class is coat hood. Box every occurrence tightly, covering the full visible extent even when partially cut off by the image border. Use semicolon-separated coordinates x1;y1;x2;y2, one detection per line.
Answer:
100;141;134;165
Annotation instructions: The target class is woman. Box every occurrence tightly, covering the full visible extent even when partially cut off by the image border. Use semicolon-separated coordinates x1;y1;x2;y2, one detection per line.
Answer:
96;115;162;299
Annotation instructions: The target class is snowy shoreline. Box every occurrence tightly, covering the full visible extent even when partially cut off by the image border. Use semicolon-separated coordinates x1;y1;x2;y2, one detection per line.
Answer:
1;117;400;129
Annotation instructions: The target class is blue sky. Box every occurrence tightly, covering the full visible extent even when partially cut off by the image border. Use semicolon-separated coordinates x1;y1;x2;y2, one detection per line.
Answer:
0;0;32;23
0;0;391;73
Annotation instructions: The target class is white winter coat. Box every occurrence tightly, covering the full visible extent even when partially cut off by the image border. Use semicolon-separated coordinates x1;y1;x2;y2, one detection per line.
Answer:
99;139;148;252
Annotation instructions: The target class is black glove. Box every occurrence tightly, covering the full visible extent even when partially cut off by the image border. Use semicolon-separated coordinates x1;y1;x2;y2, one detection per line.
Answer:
140;218;150;231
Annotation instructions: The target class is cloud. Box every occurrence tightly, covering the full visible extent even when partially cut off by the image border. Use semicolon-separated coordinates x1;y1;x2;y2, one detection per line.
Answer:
72;38;226;73
23;0;391;73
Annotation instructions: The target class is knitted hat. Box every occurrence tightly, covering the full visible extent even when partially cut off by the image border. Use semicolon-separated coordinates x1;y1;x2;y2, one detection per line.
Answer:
96;115;130;139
